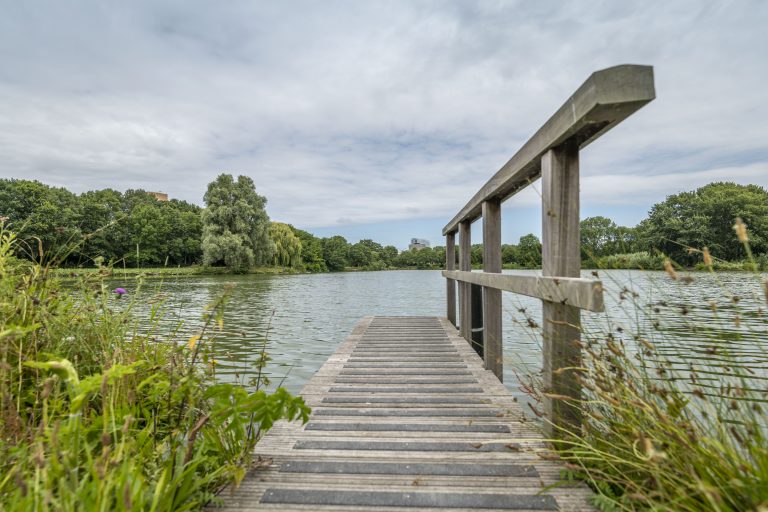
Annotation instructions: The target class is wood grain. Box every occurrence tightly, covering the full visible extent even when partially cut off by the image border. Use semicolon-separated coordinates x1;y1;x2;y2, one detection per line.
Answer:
208;316;594;511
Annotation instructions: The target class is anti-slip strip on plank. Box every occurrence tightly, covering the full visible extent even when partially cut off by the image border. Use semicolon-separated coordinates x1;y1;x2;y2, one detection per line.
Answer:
352;349;459;353
321;396;487;404
342;363;468;368
260;489;558;510
347;357;464;361
313;408;501;417
334;378;478;384
293;440;521;452
304;422;511;433
279;461;539;477
339;368;472;377
328;386;484;393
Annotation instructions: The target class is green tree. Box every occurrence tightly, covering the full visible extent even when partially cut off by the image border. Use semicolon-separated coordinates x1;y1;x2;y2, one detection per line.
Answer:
77;188;128;263
164;199;203;265
322;236;349;271
381;245;399;267
201;174;273;272
517;233;542;268
348;242;372;267
0;179;80;263
638;182;768;265
580;216;638;264
269;222;302;267
291;227;327;272
501;244;518;265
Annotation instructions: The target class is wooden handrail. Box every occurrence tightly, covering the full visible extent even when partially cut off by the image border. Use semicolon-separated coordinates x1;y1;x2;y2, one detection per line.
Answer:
443;64;655;437
442;271;604;313
443;64;655;236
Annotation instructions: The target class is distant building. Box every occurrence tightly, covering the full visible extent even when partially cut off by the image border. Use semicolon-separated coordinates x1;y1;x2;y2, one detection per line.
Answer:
148;191;169;202
409;238;430;251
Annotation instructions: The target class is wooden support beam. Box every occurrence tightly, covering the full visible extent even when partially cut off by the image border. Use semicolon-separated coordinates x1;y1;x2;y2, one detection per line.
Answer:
441;271;603;313
482;199;503;381
446;232;456;326
541;141;582;438
458;221;472;342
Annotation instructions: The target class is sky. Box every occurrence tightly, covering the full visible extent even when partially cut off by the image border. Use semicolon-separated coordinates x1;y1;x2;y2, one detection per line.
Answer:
1;1;767;250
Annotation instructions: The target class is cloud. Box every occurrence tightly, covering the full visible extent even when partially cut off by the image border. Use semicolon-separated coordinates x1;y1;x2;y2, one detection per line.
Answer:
0;0;766;234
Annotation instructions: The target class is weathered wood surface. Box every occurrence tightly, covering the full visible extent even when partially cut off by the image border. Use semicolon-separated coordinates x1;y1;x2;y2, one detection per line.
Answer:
446;233;457;326
541;143;583;436
459;221;472;340
442;271;604;313
482;199;503;381
209;316;594;511
442;64;654;235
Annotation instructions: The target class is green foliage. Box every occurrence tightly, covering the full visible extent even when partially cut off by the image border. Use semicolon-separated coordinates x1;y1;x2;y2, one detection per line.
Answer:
269;222;302;267
394;246;444;269
596;251;664;270
0;223;309;510
580;216;637;265
0;179;80;262
0;179;203;267
202;174;274;272
638;182;768;265
516;233;542;268
321;235;349;271
290;227;327;272
501;244;519;265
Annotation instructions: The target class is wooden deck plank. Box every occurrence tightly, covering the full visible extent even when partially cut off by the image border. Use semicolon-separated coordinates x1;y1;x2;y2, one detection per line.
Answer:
208;316;594;511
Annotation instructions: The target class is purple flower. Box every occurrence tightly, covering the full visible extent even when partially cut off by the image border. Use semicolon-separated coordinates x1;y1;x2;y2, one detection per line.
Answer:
113;287;127;298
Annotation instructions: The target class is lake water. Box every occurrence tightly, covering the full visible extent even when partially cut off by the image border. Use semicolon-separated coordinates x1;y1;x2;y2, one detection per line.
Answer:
121;269;768;407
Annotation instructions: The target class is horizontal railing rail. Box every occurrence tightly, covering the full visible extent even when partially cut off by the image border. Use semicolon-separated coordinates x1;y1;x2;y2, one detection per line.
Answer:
442;271;604;312
443;64;655;437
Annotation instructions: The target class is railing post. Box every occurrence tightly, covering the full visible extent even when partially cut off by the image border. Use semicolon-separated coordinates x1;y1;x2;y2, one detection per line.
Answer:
446;232;457;326
482;199;503;381
541;140;582;438
458;220;472;341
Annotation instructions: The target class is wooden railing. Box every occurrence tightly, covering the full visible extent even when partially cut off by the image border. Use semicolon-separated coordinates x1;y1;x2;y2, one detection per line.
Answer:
442;64;655;435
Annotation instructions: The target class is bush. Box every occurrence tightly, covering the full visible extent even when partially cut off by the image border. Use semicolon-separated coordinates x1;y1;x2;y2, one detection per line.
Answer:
596;251;664;270
0;223;310;510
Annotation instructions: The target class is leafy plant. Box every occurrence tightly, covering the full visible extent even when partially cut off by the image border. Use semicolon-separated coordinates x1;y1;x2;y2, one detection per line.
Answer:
0;220;310;511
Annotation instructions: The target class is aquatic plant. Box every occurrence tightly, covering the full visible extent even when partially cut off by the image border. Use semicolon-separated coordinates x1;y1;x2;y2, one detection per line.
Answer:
0;221;310;510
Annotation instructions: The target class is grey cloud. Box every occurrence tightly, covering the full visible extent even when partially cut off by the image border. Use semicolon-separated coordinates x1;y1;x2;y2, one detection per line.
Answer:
0;0;766;230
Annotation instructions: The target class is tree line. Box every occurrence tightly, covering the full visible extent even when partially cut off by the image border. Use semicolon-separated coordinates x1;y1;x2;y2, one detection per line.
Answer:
1;176;766;271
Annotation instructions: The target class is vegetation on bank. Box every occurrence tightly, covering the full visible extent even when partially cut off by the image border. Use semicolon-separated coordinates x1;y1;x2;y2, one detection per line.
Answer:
522;228;768;511
2;179;768;273
0;223;310;510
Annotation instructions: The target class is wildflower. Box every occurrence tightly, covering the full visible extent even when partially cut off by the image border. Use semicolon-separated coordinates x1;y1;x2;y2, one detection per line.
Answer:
113;287;127;298
733;217;748;242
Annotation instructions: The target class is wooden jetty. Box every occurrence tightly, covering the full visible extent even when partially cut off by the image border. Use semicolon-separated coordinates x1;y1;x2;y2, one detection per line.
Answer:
211;64;655;510
211;316;594;511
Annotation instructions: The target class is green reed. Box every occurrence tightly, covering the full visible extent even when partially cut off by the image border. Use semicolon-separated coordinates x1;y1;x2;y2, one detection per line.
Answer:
0;222;310;511
530;228;768;511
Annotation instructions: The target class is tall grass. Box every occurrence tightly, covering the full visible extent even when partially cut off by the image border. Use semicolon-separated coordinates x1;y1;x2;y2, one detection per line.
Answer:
0;222;310;510
530;232;768;510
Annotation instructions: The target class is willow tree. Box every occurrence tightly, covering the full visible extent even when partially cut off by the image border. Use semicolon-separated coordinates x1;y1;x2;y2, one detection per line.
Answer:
269;222;302;267
201;174;273;272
